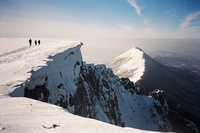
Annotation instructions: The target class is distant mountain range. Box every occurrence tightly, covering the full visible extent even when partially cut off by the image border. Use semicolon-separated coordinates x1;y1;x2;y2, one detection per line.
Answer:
150;50;200;75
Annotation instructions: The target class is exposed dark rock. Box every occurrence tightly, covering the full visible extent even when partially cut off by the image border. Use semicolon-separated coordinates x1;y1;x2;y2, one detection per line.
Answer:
169;110;199;133
73;63;123;126
149;89;168;111
57;83;63;89
120;78;135;94
24;84;49;102
149;89;199;133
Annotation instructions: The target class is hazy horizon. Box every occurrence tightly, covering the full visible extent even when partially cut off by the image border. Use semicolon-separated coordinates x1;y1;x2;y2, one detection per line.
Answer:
1;37;199;64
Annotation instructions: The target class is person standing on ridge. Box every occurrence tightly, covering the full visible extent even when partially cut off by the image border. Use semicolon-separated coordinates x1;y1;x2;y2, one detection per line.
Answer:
38;40;41;45
35;40;37;45
29;39;32;46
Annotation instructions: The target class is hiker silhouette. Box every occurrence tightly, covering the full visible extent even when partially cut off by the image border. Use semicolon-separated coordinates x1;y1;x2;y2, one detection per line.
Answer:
29;39;32;46
38;40;41;45
35;40;37;45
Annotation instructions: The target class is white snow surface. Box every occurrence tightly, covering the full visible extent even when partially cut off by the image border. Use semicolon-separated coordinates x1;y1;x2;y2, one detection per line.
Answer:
0;41;81;97
0;97;161;133
108;47;145;83
0;41;160;133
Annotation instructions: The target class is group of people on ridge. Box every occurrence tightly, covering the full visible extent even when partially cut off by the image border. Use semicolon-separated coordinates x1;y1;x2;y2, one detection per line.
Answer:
29;39;41;46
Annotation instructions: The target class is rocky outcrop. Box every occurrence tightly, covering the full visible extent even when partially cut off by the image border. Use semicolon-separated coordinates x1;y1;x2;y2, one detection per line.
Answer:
149;89;168;112
23;44;198;132
108;47;200;131
169;110;199;133
74;63;123;126
149;89;199;133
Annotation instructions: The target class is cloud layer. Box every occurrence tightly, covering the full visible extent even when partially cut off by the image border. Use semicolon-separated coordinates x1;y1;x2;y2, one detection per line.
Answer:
127;0;143;16
127;0;148;25
179;11;200;32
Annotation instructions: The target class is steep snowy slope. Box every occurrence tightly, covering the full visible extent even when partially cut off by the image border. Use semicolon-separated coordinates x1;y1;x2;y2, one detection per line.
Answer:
0;41;80;97
0;42;198;132
108;47;200;130
108;47;145;83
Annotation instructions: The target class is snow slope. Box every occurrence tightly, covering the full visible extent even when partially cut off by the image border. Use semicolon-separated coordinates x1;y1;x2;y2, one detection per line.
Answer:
0;41;80;97
0;97;158;133
108;47;200;130
0;41;161;133
17;42;175;131
107;47;145;83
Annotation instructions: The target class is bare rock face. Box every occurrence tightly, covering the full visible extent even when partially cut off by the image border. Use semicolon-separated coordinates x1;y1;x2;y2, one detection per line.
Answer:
169;111;199;133
149;89;199;133
24;77;50;103
120;78;135;94
73;63;123;126
149;89;168;111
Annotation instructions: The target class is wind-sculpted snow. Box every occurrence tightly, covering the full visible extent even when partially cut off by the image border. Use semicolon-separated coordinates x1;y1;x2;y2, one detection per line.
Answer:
0;41;80;97
108;47;145;83
23;44;83;105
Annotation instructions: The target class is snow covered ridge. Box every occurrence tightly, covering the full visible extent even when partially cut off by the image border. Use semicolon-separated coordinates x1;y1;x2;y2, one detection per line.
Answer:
0;41;198;132
0;41;159;133
15;42;172;131
108;47;145;83
0;41;81;97
108;46;200;132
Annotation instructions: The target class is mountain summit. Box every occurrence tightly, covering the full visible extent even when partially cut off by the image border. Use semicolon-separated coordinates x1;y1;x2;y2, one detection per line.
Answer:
108;47;200;131
108;47;145;83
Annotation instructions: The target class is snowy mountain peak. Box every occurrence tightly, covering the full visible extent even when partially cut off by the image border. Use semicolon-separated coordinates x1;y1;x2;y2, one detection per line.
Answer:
116;47;144;58
6;42;176;131
108;47;145;83
135;47;143;52
0;42;199;133
109;46;200;132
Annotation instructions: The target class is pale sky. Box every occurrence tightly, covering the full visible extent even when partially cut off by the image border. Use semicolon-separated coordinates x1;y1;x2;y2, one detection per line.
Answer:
0;0;200;39
0;0;200;64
